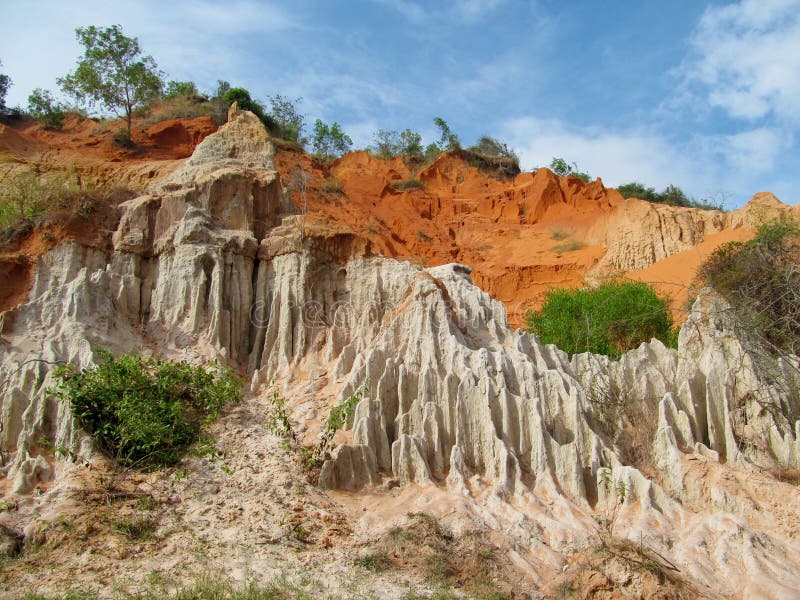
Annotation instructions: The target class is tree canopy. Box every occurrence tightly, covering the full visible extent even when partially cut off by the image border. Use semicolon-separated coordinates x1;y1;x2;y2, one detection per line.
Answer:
58;25;163;133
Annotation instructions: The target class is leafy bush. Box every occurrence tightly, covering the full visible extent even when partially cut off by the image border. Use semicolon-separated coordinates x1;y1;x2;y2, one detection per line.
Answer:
221;87;277;130
163;80;199;99
311;119;352;161
697;215;800;354
549;157;591;182
267;94;306;144
617;181;723;210
371;128;424;159
28;89;67;129
54;351;241;468
526;281;676;358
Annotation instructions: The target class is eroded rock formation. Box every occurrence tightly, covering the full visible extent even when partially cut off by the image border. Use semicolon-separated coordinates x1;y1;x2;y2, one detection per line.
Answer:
1;108;799;597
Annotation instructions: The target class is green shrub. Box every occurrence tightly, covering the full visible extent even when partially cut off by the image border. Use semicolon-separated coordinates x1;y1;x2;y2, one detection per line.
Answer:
267;94;306;144
549;157;591;182
617;181;723;211
54;350;241;468
27;88;67;129
163;80;199;99
371;128;424;159
697;215;800;354
222;87;277;131
527;281;676;358
311;119;352;161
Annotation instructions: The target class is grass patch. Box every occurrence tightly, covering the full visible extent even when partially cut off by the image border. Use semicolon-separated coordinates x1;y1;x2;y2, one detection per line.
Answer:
353;551;392;572
550;227;569;240
390;178;425;192
114;514;158;541
417;230;432;242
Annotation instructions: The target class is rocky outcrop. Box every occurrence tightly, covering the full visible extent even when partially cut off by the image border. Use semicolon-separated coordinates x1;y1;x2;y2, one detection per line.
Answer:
2;109;799;596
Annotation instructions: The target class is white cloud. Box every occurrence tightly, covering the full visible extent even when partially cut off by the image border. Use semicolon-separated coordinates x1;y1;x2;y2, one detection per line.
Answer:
372;0;506;24
0;0;298;107
682;0;800;124
712;127;789;173
500;117;698;190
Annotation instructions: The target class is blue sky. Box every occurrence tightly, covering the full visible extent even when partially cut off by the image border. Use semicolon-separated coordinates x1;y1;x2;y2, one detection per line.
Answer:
2;0;799;208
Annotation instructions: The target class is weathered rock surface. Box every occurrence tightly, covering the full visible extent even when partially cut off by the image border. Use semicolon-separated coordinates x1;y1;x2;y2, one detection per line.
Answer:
1;109;799;597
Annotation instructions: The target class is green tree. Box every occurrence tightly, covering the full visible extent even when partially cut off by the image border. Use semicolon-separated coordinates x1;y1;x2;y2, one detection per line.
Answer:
268;94;305;144
163;80;199;99
433;117;460;150
549;157;591;182
399;128;424;157
526;281;675;358
698;216;800;354
0;59;10;115
58;25;163;134
312;119;352;161
370;129;423;158
371;129;400;158
27;88;66;129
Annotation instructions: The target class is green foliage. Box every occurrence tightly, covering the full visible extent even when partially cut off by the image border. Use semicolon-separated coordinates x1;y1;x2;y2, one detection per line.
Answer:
425;142;442;160
266;383;296;444
617;181;723;210
309;382;367;466
267;94;306;144
371;128;424;159
0;171;53;232
163;80;199;99
468;135;519;163
526;281;676;358
311;119;352;161
221;87;277;130
27;88;67;129
58;25;163;132
549;157;591;182
0;59;11;115
698;215;800;354
54;350;241;468
433;117;460;151
390;178;425;191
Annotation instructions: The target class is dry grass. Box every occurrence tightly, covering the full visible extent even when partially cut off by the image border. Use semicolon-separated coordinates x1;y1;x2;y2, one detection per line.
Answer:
357;513;522;599
553;238;585;253
546;538;713;599
390;178;425;192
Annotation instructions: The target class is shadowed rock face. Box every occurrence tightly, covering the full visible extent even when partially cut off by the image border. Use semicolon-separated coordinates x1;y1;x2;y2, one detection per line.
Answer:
1;109;800;596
